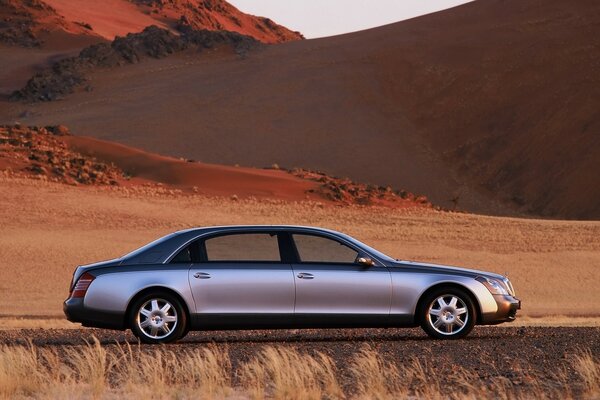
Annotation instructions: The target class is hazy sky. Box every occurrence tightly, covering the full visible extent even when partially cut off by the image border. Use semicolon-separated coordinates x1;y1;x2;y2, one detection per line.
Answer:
229;0;473;39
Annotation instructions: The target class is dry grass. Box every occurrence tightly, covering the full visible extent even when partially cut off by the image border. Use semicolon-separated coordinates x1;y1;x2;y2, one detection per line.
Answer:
512;316;600;327
574;350;600;395
239;346;343;400
0;339;597;399
1;175;600;318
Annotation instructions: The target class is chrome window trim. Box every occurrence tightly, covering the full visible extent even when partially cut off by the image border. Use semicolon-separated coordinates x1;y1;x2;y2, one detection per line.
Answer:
162;227;387;267
288;231;386;267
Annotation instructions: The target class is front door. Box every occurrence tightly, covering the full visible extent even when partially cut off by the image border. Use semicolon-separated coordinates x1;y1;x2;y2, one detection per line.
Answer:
188;232;295;327
290;233;392;324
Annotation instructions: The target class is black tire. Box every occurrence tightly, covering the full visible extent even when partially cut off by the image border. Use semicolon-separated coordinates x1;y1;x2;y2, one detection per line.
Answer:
129;291;188;344
419;287;476;339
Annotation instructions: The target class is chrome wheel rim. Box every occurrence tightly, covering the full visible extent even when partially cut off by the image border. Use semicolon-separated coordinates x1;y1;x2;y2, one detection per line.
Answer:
137;298;178;340
427;294;469;336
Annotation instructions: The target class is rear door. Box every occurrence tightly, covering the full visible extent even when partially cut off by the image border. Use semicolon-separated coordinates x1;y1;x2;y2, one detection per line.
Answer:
188;231;295;317
290;233;392;322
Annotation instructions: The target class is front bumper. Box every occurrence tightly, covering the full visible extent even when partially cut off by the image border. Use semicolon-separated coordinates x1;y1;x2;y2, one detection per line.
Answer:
63;297;126;330
480;295;521;325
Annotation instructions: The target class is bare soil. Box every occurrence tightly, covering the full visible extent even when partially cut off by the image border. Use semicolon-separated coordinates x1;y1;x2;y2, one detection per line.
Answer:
1;176;599;317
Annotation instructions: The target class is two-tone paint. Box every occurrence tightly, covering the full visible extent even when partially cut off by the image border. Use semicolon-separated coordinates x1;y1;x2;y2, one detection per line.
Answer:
64;225;520;335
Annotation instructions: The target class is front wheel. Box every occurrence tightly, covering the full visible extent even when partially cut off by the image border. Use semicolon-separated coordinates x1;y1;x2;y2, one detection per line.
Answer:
419;287;476;339
129;292;187;344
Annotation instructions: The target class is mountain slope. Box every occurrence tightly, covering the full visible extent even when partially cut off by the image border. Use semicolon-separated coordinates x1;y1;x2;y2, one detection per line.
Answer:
2;0;599;219
127;0;303;43
0;0;301;47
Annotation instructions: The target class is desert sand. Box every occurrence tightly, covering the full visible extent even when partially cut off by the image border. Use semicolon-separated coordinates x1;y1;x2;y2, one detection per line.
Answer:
1;175;598;318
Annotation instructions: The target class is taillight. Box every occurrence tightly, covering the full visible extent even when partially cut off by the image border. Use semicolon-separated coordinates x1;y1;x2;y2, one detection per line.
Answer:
70;272;95;298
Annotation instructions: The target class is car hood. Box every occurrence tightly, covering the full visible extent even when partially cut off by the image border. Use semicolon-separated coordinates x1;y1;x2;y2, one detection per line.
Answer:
391;259;506;280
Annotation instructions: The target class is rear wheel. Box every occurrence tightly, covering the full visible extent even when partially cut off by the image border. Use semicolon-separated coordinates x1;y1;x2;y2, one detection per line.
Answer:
129;291;187;344
419;287;476;339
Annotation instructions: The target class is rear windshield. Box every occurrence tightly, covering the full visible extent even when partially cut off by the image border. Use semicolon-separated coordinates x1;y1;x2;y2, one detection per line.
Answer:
121;232;180;260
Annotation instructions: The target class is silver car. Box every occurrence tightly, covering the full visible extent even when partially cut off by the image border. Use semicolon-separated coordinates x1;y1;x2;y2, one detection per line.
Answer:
64;225;520;343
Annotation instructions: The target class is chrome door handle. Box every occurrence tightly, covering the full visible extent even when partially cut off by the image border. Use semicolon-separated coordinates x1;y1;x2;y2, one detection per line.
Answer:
297;272;314;280
193;272;211;279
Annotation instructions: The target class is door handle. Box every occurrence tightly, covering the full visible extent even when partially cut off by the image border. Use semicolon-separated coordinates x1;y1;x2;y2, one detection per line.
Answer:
297;272;314;280
193;272;211;279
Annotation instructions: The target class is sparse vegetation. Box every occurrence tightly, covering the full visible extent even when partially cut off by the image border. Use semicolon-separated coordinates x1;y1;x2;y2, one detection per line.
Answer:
0;340;597;399
1;175;599;317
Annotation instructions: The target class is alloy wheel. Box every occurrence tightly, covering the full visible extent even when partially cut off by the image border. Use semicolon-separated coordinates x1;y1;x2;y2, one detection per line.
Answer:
136;298;178;340
426;294;469;336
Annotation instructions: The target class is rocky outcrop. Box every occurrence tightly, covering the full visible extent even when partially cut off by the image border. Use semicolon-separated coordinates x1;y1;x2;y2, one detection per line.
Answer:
131;0;303;43
0;0;60;47
0;125;123;185
10;25;260;102
288;168;432;208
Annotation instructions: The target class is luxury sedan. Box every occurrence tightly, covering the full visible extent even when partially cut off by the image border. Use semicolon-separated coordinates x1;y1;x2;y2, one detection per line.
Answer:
64;225;520;343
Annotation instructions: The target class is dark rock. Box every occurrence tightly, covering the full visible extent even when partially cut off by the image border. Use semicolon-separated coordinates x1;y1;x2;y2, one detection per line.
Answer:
11;25;261;103
46;125;70;136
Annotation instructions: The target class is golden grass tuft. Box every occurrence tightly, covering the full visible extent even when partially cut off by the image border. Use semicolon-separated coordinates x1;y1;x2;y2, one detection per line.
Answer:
573;350;600;396
1;338;597;399
114;344;232;398
239;346;343;400
0;343;41;398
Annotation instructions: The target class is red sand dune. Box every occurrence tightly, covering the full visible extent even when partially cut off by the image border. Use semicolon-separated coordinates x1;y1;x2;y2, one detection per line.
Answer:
65;134;321;200
2;0;599;219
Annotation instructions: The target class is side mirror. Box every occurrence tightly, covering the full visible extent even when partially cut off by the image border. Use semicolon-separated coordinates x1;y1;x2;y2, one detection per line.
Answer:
357;257;375;267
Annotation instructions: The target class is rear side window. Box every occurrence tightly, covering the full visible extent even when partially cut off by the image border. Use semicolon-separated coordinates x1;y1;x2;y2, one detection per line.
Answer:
171;245;193;263
204;233;281;262
292;234;358;263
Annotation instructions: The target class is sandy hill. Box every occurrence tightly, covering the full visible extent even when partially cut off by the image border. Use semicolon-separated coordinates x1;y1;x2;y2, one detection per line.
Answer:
2;0;599;219
0;0;301;48
0;124;429;207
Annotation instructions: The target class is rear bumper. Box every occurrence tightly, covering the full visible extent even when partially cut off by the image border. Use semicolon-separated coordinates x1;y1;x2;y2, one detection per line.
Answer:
63;297;126;330
480;295;521;325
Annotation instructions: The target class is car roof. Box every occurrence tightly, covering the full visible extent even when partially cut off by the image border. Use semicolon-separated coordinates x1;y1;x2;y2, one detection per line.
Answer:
170;225;345;236
120;225;352;265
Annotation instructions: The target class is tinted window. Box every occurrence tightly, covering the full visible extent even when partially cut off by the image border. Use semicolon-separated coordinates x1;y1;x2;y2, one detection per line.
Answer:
204;233;281;262
293;234;358;263
171;245;192;263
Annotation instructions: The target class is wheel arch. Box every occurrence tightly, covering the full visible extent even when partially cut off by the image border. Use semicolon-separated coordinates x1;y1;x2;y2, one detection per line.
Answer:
415;282;483;324
124;286;191;329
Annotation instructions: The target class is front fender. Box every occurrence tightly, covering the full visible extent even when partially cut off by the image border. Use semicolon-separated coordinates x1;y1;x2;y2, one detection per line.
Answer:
390;272;497;317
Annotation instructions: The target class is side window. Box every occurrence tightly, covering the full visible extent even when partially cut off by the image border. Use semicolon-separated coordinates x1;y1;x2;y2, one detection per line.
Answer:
292;234;358;264
204;233;281;262
170;245;193;263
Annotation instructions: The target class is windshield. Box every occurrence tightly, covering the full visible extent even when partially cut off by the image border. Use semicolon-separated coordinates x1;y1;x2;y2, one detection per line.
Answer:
337;232;395;263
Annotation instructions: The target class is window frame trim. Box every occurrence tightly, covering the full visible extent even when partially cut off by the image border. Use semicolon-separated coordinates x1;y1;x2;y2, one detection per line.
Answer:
164;227;386;267
192;230;290;264
287;231;373;265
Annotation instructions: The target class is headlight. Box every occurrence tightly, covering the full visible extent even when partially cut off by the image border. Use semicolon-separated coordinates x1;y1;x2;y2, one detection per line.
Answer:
476;276;509;295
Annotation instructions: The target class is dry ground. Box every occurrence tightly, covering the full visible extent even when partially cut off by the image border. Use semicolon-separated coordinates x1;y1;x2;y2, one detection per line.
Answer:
0;327;599;399
1;175;599;318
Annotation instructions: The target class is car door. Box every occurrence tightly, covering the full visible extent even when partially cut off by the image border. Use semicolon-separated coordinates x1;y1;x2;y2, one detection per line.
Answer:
290;233;392;323
187;231;295;325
